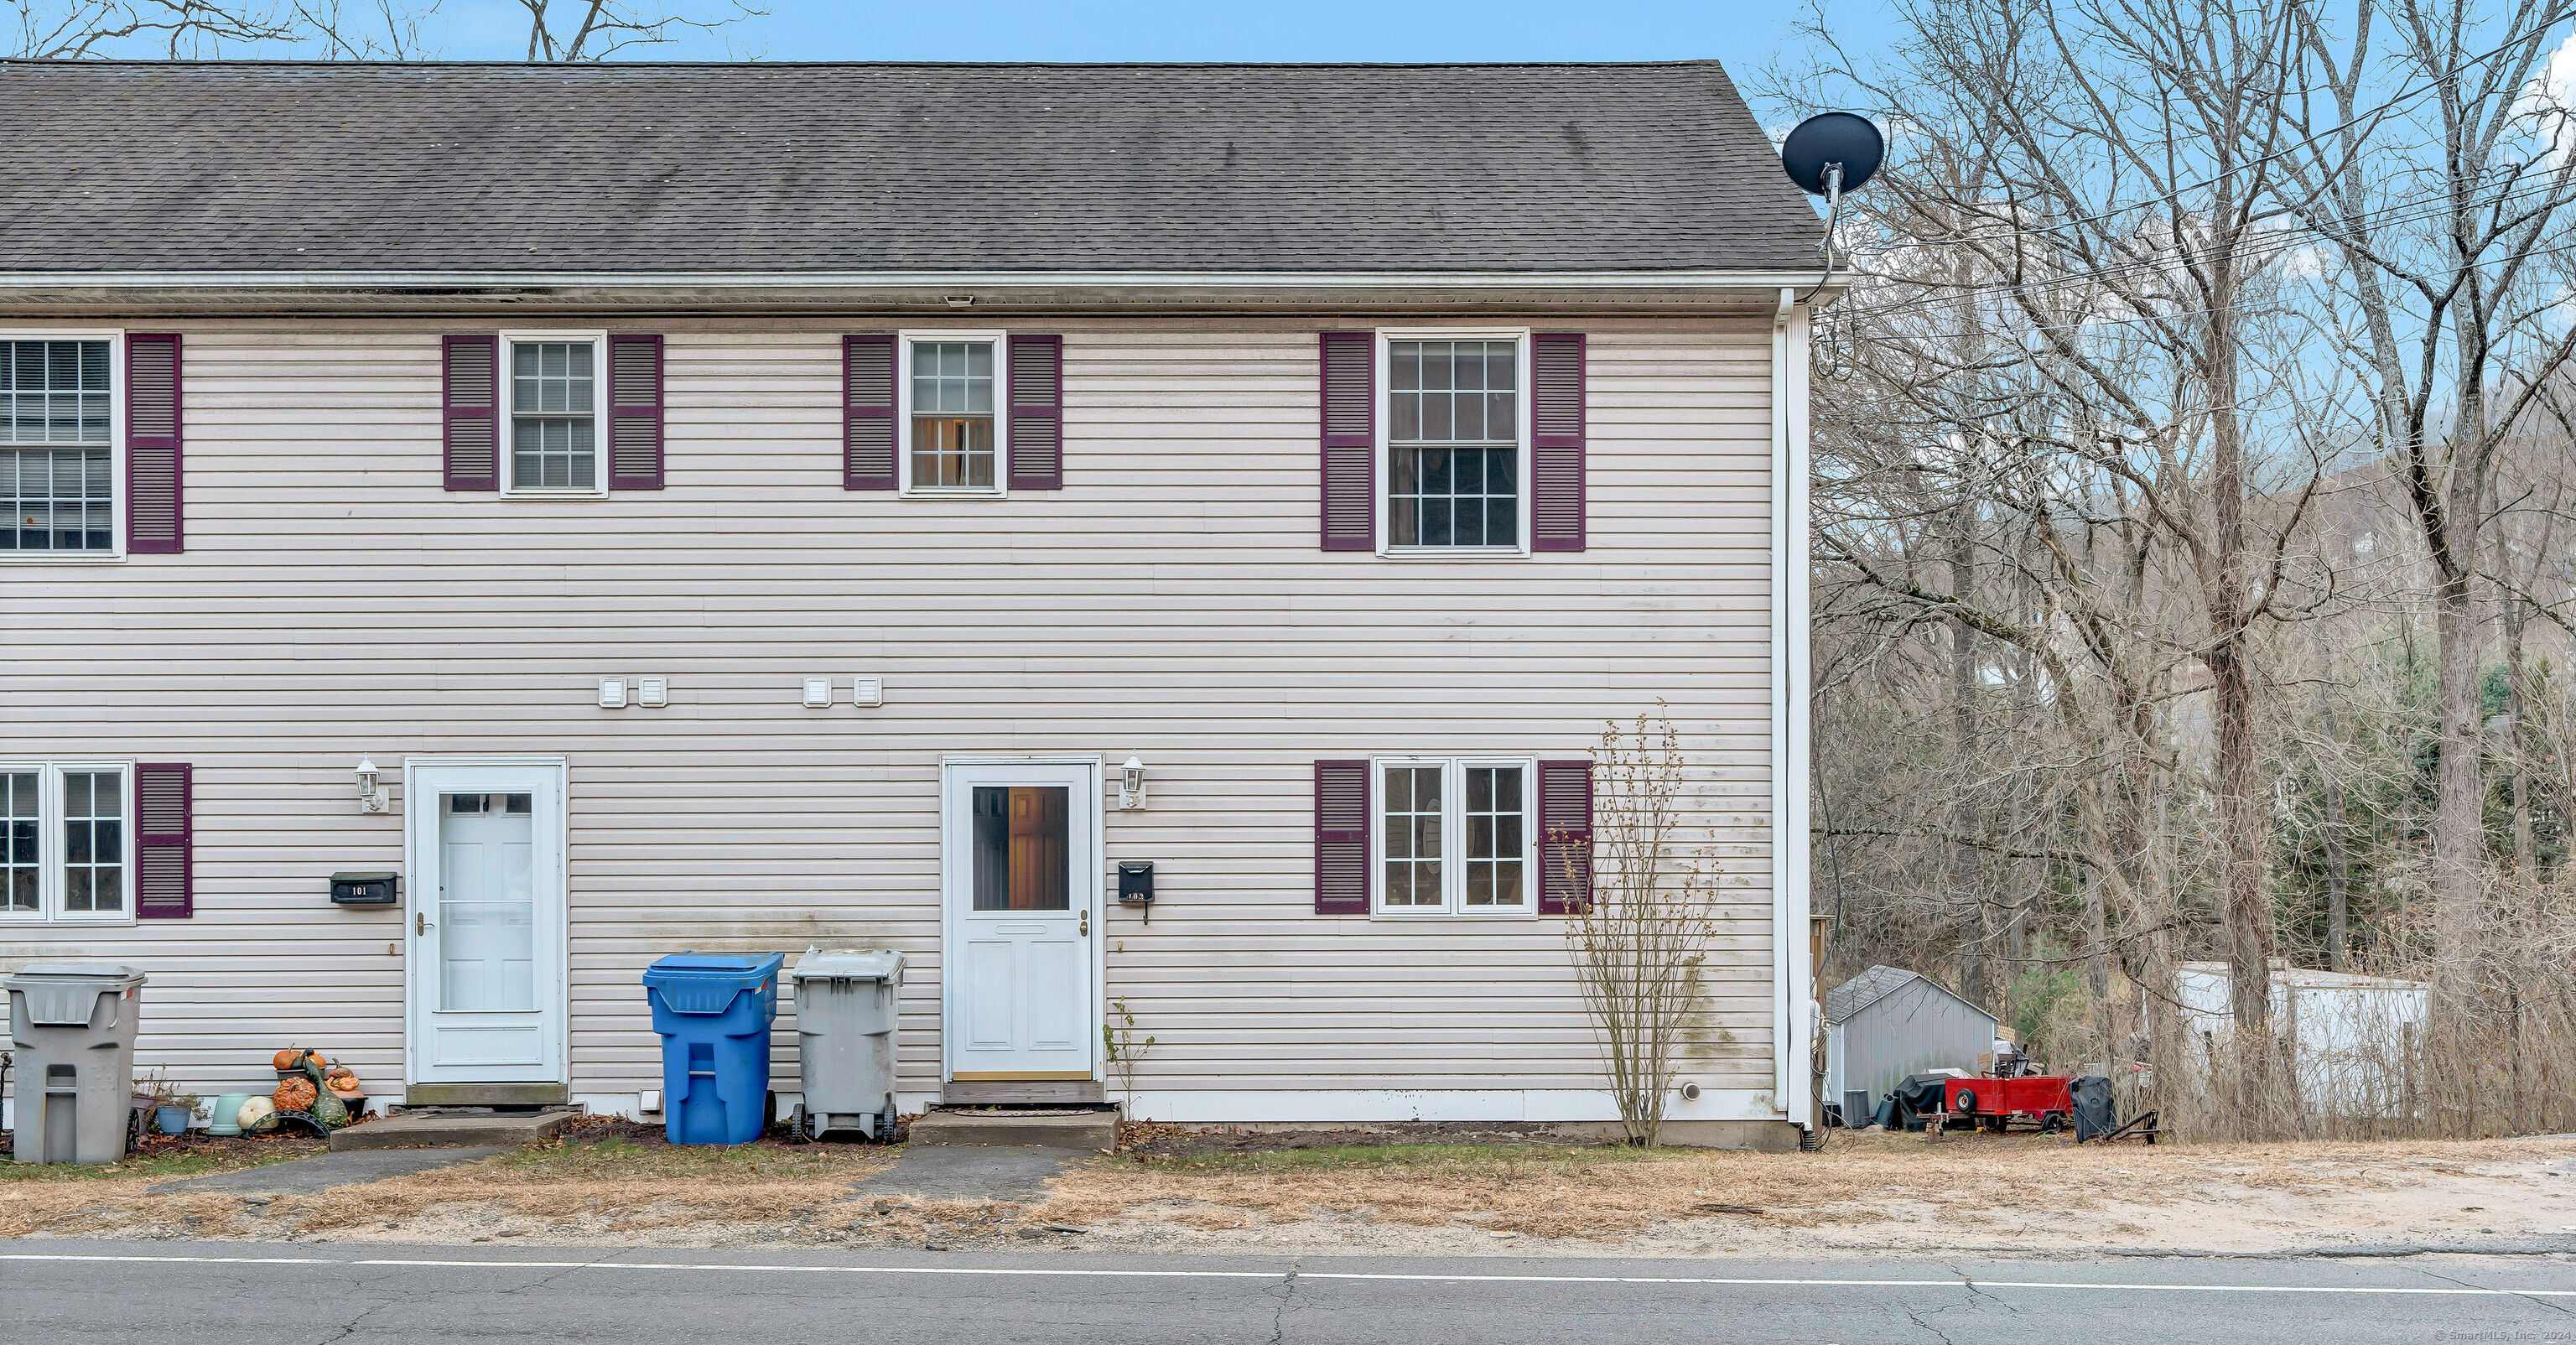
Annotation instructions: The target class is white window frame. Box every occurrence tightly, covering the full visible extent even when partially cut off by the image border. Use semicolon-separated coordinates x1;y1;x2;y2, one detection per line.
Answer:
497;329;610;500
0;760;139;927
1376;327;1532;560
1368;755;1539;921
897;329;1010;499
0;328;127;563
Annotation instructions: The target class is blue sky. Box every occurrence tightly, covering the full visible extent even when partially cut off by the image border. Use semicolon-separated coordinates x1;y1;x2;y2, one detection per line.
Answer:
434;0;1867;73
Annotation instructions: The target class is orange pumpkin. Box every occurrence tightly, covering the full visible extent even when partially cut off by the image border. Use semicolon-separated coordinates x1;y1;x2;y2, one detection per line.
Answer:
273;1076;319;1113
273;1048;305;1071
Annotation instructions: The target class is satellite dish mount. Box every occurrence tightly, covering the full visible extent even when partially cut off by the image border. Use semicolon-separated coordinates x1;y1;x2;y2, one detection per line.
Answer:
1778;113;1887;380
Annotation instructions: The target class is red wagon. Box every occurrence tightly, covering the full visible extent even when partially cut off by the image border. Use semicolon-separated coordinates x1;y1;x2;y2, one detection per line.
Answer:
1941;1075;2074;1133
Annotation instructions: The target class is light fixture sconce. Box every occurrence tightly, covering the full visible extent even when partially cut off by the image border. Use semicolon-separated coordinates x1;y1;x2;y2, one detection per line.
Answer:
1119;756;1146;811
356;757;388;813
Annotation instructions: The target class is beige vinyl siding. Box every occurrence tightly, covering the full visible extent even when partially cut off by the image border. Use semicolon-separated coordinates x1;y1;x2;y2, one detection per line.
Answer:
0;315;1778;1111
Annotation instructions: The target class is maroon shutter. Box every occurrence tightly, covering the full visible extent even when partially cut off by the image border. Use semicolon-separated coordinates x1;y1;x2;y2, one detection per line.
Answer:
135;762;192;919
608;334;664;490
442;335;499;491
1537;760;1593;915
1314;759;1370;914
1318;331;1374;551
844;335;897;491
1007;334;1064;491
125;332;183;553
1531;333;1586;552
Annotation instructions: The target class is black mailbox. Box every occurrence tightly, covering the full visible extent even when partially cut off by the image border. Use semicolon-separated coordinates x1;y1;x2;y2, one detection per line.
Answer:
1117;862;1155;906
330;871;399;906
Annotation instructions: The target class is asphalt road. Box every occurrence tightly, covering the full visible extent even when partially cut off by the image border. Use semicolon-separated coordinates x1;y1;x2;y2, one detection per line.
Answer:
3;1241;2573;1343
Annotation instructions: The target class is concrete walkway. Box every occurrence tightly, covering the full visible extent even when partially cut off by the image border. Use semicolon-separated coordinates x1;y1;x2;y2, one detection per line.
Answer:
849;1146;1069;1202
150;1146;508;1196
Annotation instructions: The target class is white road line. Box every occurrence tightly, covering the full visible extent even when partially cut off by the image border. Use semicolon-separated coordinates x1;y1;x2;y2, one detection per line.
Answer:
2;1252;2571;1296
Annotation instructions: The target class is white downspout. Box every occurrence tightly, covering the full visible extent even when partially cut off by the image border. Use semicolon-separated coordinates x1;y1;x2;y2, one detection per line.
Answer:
1770;288;1816;1131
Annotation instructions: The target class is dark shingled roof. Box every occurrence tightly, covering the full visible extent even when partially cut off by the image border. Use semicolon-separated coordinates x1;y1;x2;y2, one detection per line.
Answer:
1826;964;1924;1025
0;60;1824;276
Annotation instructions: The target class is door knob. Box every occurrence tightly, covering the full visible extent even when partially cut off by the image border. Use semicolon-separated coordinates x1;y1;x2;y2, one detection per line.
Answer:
416;911;433;936
1079;910;1089;937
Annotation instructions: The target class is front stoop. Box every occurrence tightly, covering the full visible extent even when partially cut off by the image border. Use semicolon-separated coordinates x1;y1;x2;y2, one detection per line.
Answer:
909;1109;1119;1150
328;1109;575;1151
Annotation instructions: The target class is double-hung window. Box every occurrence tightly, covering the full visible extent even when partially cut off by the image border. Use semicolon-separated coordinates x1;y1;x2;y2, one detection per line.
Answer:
0;763;134;924
502;331;606;496
1384;331;1528;553
1;335;118;557
900;331;1005;496
1374;756;1535;917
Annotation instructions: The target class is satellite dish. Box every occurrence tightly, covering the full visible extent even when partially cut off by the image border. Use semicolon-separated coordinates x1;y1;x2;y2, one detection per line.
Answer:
1781;112;1885;196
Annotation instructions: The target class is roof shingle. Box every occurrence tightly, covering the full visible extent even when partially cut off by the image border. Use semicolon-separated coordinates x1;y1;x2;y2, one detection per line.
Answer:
0;60;1823;276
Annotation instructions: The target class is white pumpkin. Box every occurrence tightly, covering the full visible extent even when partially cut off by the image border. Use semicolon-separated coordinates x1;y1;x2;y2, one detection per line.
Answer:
235;1096;278;1134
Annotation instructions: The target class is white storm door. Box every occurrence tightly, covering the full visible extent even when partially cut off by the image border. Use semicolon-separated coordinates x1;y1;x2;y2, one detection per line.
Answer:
942;761;1098;1081
405;761;567;1085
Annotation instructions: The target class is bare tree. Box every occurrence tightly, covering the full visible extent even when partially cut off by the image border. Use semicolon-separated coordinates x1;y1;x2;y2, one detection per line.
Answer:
8;0;299;56
2268;0;2576;970
9;0;762;59
515;0;761;60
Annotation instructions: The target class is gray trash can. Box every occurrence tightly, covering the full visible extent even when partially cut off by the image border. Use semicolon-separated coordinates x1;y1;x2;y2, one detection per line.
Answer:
789;948;903;1142
5;963;148;1165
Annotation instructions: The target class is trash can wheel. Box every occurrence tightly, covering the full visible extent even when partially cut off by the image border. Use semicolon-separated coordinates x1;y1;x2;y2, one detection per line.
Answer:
875;1095;898;1144
787;1104;813;1144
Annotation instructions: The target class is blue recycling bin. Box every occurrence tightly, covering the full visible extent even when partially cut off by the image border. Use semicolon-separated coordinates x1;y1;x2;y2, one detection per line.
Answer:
642;952;784;1145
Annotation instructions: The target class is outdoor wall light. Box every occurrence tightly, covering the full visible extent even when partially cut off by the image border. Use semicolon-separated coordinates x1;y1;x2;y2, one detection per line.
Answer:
356;758;388;813
1119;756;1147;811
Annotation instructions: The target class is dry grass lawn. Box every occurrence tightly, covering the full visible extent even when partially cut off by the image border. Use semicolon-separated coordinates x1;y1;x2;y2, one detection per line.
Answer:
1027;1129;2576;1254
6;1124;2573;1257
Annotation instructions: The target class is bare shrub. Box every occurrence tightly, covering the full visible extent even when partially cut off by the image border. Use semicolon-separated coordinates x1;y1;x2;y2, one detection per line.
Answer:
1560;708;1720;1147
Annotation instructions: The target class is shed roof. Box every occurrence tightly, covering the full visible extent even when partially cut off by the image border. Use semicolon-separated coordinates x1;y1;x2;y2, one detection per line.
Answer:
1826;964;1998;1026
0;60;1826;278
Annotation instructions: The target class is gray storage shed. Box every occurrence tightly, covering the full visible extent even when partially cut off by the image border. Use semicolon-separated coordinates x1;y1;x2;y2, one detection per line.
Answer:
1823;965;2001;1123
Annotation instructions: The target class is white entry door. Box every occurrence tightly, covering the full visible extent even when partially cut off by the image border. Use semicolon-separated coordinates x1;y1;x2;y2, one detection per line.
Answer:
404;760;568;1086
942;759;1099;1082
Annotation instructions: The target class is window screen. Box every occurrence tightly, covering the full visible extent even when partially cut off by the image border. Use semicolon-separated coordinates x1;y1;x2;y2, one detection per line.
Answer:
1389;339;1519;548
0;339;113;552
3;771;35;913
910;340;996;490
510;340;597;491
60;769;122;914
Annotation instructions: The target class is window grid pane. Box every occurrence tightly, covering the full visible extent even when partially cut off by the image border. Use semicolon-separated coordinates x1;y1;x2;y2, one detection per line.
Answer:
1463;766;1525;906
1381;766;1444;907
3;771;36;913
509;341;597;491
61;770;122;914
910;341;997;489
1389;339;1519;548
1;338;115;552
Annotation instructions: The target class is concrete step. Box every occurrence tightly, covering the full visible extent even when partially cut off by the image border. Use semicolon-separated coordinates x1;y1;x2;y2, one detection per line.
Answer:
943;1078;1105;1105
909;1108;1119;1150
329;1109;574;1151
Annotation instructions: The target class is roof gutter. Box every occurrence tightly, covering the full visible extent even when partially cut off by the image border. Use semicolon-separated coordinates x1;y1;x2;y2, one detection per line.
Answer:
0;267;1850;317
0;267;1844;291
